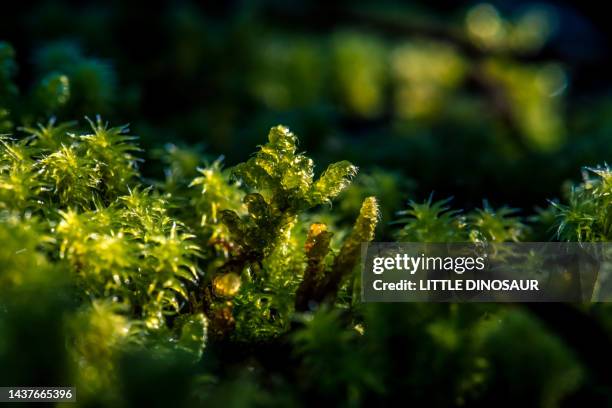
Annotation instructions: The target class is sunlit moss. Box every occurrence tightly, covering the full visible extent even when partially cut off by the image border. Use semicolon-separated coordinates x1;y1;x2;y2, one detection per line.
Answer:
209;125;368;340
553;165;612;242
0;212;57;290
395;196;526;243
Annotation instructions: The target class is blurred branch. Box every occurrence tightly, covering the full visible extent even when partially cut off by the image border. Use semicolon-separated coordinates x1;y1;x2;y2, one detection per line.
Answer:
265;3;559;62
466;63;531;151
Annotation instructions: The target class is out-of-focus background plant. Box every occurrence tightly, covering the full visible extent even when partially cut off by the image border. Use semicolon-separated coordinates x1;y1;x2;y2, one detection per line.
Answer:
2;1;612;406
5;0;612;214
